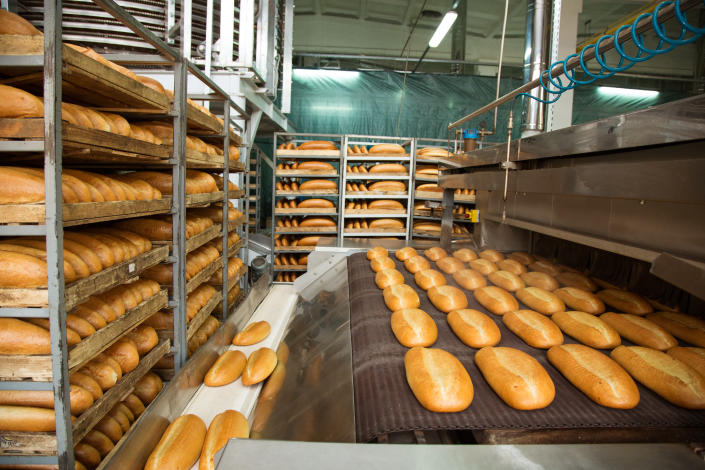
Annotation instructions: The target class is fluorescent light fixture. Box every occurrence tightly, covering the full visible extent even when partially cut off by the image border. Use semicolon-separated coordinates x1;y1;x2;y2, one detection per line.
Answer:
597;86;660;98
429;11;458;48
293;69;360;81
311;104;354;112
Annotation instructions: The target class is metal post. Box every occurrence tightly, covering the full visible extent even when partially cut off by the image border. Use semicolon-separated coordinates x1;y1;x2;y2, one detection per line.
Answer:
281;0;294;113
243;140;250;294
256;0;272;82
338;135;348;246
440;188;454;249
183;0;192;60
271;133;279;280
221;103;230;320
43;0;72;467
522;0;552;136
219;0;235;66
450;0;467;74
239;0;255;68
406;138;416;241
205;0;213;75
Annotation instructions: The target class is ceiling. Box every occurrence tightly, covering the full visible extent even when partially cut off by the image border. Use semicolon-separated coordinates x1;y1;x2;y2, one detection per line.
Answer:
291;0;702;82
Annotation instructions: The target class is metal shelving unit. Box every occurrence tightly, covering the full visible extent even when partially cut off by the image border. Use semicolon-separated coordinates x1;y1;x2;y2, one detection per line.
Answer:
248;145;261;232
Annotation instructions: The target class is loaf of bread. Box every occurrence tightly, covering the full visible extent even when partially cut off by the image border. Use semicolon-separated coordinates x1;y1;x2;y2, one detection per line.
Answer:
647;312;705;347
369;143;405;154
395;246;418;261
296;236;321;246
473;286;518;315
597;289;653;315
404;347;473;412
299;216;336;227
391;308;438;347
479;249;504;263
368;199;404;210
370;256;395;273
299;179;337;191
436;257;464;274
452;248;477;262
204;350;247;387
0;10;42;35
555;271;597;292
414;269;446;291
297;198;335;208
296;161;334;171
123;393;145;418
134;372;163;404
416;165;439;175
600;313;677;350
0;318;53;354
447;309;501;348
105;338;140;373
611;346;705;409
404;255;430;273
0;386;94;415
413;221;442;232
475;346;555;410
553;287;605;315
144;414;207;470
198;410;250;470
516;287;565;315
383;284;420;311
529;259;561;277
548;344;639;409
127;324;158;356
297;140;337;150
452;269;487;291
468;259;498;276
503;310;563;348
366;180;405;192
94;415;122;443
428;285;468;313
508;251;534;265
496;259;527;275
232;321;271;346
367;246;388;260
417;147;451;158
552;311;621;349
488;270;525;292
520;271;559;291
369;163;406;173
242;348;278;386
375;268;404;289
0;84;44;119
0;405;69;432
667;347;705;378
424;247;447;262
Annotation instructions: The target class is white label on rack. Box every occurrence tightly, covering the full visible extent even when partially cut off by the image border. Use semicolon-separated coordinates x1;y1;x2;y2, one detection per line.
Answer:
129;263;136;273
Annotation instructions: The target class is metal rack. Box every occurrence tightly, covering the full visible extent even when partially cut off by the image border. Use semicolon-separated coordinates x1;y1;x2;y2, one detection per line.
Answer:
0;1;253;468
248;145;261;232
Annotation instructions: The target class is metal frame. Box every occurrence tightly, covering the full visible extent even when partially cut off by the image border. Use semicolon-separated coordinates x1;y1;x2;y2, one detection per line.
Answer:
249;145;262;232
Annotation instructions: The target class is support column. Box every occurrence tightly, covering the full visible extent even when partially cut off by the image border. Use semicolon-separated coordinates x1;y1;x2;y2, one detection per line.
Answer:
521;0;551;137
450;0;467;74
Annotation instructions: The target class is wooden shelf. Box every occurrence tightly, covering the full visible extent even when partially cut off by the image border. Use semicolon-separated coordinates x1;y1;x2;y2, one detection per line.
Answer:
276;170;338;177
345;209;407;216
275;208;338;216
274;226;338;235
274;246;316;253
344;227;406;234
185;191;225;207
344;173;409;180
186;292;222;341
0;245;169;309
276;190;338;196
273;265;307;272
185;256;223;295
345;191;408;197
276;149;341;158
151;224;223;254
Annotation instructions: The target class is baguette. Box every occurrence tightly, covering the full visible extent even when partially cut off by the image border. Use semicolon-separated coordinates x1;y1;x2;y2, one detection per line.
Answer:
369;163;406;173
204;350;247;386
529;260;561;276
413;221;441;232
296;161;334;171
0;167;47;204
395;246;417;261
452;269;487;291
473;286;518;315
299;217;336;227
0;85;43;118
368;143;405;154
424;247;447;262
428;285;468;313
404;347;473;412
554;287;605;315
297;198;335;208
468;259;498;276
488;270;525;292
404;255;430;273
667;347;705;378
415;183;442;193
646;312;705;347
611;346;705;409
597;289;653;315
553;311;621;349
299;179;337;190
417;147;451;158
496;259;527;275
414;269;446;291
375;268;404;289
391;308;438;347
368;181;405;192
452;248;477;262
0;386;94;415
520;271;559;291
503;310;563;348
368;218;403;229
416;165;439;175
548;344;639;409
509;251;535;265
475;346;555;410
516;287;565;315
447;309;501;348
555;271;598;292
0;405;68;432
479;249;504;262
0;250;48;288
367;246;388;260
600;312;677;350
436;256;464;274
232;321;271;346
0;318;51;354
0;10;42;35
383;284;420;311
368;199;404;210
297;236;321;246
199;410;250;470
145;414;207;470
242;348;278;386
70;372;103;401
370;256;395;273
297;140;337;150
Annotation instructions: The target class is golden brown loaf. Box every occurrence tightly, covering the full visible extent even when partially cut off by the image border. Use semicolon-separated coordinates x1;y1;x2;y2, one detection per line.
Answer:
529;259;561;276
370;256;395;273
0;386;94;415
516;287;566;315
104;338;140;374
232;321;271;346
503;310;564;349
428;285;468;313
82;429;114;457
414;269;446;291
611;346;705;409
479;249;504;263
552;311;621;349
298;179;338;191
369;218;404;229
296;161;335;171
0;318;52;355
436;256;465;274
297;140;338;150
647;312;705;347
404;255;430;273
452;248;477;262
555;271;598;292
473;286;518;315
404;347;473;412
447;309;501;348
367;246;388;260
299;216;336;227
597;289;653;315
547;344;639;409
468;258;498;276
554;287;605;315
0;85;43;119
368;199;404;210
369;163;406;173
74;442;101;468
0;10;42;35
667;347;705;378
383;284;420;311
390;308;438;347
496;259;527;275
144;414;207;470
369;143;405;154
424;247;447;261
452;269;487;291
600;313;677;351
368;180;406;192
297;198;335;208
123;394;145;418
520;271;559;291
375;268;405;289
395;246;418;261
127;324;158;356
204;350;247;387
242;348;278;386
508;251;534;265
488;270;525;292
474;346;555;410
260;362;286;401
0;405;65;432
198;410;249;470
415;183;442;193
134;372;163;404
70;373;102;401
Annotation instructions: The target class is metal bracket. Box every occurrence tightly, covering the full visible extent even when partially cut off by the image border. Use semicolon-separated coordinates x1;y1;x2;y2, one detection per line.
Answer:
500;161;519;170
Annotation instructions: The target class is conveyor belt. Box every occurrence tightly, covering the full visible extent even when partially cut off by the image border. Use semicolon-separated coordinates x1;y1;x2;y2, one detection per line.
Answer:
347;252;705;443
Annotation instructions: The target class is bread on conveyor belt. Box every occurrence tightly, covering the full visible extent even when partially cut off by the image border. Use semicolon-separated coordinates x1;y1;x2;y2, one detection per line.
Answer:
555;271;598;292
404;347;473;412
424;247;447;261
375;268;404;290
391;309;438;348
368;143;405;154
646;312;705;347
395;246;417;261
452;248;477;263
436;257;464;274
552;310;621;349
520;271;559;291
611;346;705;409
296;161;335;170
297;140;338;150
508;251;534;265
404;255;430;274
478;249;504;263
496;259;527;275
529;259;562;277
366;246;388;260
242;348;278;386
297;198;335;208
383;284;420;311
144;414;207;470
473;286;518;316
487;270;525;292
475;346;555;410
428;285;468;313
199;410;250;470
468;258;498;276
414;269;446;291
232;321;271;346
667;347;705;378
503;310;564;349
369;163;406;173
452;269;487;291
597;289;654;315
368;199;404;210
204;350;247;387
600;313;677;351
553;287;605;315
515;287;565;316
370;256;395;273
299;179;337;190
548;344;640;409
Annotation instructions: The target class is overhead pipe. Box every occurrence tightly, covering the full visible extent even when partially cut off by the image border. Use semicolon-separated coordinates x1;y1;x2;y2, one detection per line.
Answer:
522;0;552;136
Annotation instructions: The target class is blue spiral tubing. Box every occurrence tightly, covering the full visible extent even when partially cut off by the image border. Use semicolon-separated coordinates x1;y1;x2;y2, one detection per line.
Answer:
517;0;704;104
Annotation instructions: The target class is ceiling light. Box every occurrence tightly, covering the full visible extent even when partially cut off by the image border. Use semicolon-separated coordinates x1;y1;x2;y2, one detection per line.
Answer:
597;86;660;98
428;11;458;48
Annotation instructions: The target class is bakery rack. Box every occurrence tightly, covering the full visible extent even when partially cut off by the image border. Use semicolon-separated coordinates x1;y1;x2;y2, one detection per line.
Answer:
0;1;250;468
248;144;262;231
271;133;344;284
342;135;415;240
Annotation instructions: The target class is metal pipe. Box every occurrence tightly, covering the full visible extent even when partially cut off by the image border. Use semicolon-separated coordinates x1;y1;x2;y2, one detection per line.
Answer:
522;0;551;135
492;0;511;134
448;0;702;130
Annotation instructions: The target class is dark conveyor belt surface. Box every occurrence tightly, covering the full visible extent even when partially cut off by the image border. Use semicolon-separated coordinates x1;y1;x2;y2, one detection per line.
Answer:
347;252;705;442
